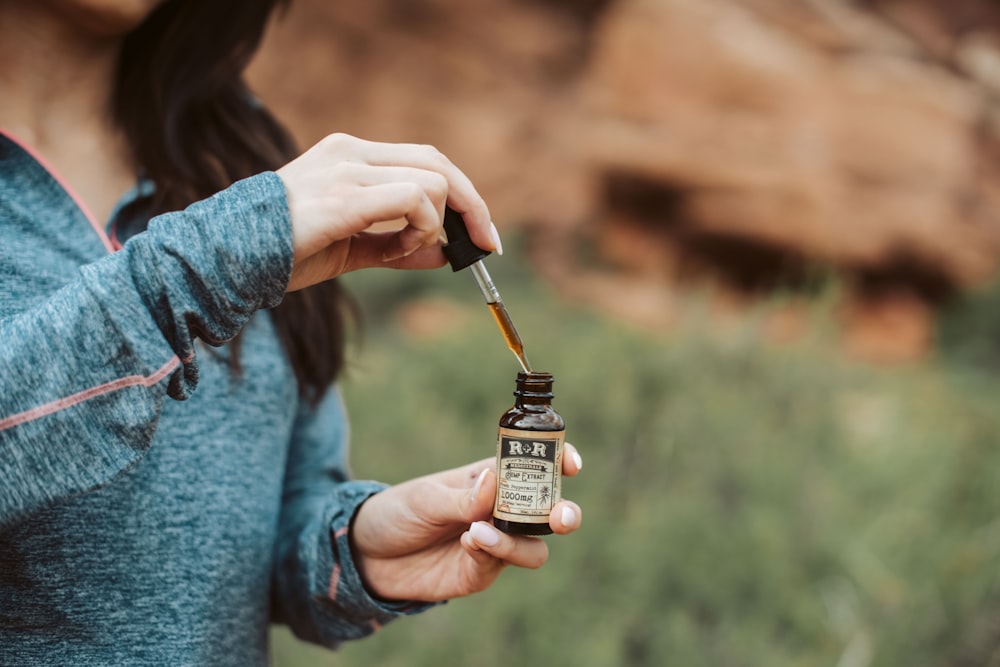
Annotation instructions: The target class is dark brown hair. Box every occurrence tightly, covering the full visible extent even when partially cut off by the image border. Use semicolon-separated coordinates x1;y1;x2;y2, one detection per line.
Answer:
114;0;355;404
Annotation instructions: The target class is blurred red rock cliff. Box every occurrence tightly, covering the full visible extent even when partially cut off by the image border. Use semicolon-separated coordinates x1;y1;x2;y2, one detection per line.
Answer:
248;0;1000;362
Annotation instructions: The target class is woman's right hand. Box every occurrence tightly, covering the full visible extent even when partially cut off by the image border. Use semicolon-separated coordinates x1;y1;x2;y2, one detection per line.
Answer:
275;133;499;291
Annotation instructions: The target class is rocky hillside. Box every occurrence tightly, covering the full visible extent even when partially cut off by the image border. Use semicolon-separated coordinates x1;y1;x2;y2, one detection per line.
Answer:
248;0;1000;361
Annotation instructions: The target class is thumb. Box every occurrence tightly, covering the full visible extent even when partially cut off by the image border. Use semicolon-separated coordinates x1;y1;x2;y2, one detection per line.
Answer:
396;466;495;529
466;468;497;522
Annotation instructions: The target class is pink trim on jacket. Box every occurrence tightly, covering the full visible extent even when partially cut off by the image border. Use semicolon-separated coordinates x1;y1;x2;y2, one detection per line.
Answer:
328;563;342;601
328;526;351;600
0;128;121;252
0;356;180;433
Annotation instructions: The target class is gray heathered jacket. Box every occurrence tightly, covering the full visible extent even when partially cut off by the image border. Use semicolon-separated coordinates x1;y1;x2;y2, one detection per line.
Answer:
0;131;422;665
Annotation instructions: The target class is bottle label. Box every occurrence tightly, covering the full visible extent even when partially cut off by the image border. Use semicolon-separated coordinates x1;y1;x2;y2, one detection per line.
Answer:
493;427;565;524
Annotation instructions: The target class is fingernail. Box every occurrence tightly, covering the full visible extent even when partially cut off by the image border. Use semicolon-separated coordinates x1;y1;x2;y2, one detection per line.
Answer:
572;450;583;471
471;468;489;502
469;521;501;547
561;506;576;528
489;222;504;256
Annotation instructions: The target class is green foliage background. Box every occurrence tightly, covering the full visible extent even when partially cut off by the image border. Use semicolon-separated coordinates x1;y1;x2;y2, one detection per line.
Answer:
270;242;1000;667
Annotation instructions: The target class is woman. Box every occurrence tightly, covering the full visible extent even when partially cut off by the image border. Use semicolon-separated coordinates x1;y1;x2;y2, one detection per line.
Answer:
0;0;583;664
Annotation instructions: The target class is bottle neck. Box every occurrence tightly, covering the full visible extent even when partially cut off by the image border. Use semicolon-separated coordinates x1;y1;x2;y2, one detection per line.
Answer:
513;371;554;408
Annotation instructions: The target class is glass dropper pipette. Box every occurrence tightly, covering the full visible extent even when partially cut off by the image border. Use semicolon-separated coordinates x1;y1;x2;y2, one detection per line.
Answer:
441;207;532;373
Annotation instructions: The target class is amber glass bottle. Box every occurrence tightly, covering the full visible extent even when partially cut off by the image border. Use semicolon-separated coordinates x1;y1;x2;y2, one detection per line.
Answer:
493;371;566;535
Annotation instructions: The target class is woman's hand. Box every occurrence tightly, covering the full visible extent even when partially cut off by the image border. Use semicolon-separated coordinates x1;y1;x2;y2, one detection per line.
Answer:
349;444;584;603
276;133;499;291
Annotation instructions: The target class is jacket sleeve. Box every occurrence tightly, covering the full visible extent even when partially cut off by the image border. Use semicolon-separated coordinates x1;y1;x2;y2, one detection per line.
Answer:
0;172;293;530
271;387;434;647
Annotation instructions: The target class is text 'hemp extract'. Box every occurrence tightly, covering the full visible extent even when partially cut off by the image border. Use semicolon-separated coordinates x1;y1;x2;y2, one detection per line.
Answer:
493;371;565;535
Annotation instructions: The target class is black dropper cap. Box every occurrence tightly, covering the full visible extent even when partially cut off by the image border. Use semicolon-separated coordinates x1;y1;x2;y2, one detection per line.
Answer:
442;206;491;272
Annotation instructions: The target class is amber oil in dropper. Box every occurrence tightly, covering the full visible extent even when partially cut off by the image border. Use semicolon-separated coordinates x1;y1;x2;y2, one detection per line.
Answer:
487;301;532;373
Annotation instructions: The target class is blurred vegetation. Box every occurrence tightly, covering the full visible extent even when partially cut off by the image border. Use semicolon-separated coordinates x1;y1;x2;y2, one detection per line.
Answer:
938;279;1000;374
270;239;1000;667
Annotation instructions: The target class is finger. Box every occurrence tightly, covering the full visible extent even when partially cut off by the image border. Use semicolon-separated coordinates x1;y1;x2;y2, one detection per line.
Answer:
385;221;441;262
459;531;508;585
384;464;495;534
467;468;497;521
343;164;452;257
377;227;434;264
344;232;447;272
470;467;491;503
378;192;442;262
549;500;582;535
562;442;583;477
346;163;449;205
442;467;496;525
344;137;495;252
459;458;497;488
466;521;549;569
350;139;482;215
291;180;437;261
420;458;496;491
324;180;441;268
346;169;448;233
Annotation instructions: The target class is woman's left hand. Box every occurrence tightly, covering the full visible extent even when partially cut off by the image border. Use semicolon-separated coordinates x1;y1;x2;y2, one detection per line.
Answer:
349;444;583;602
